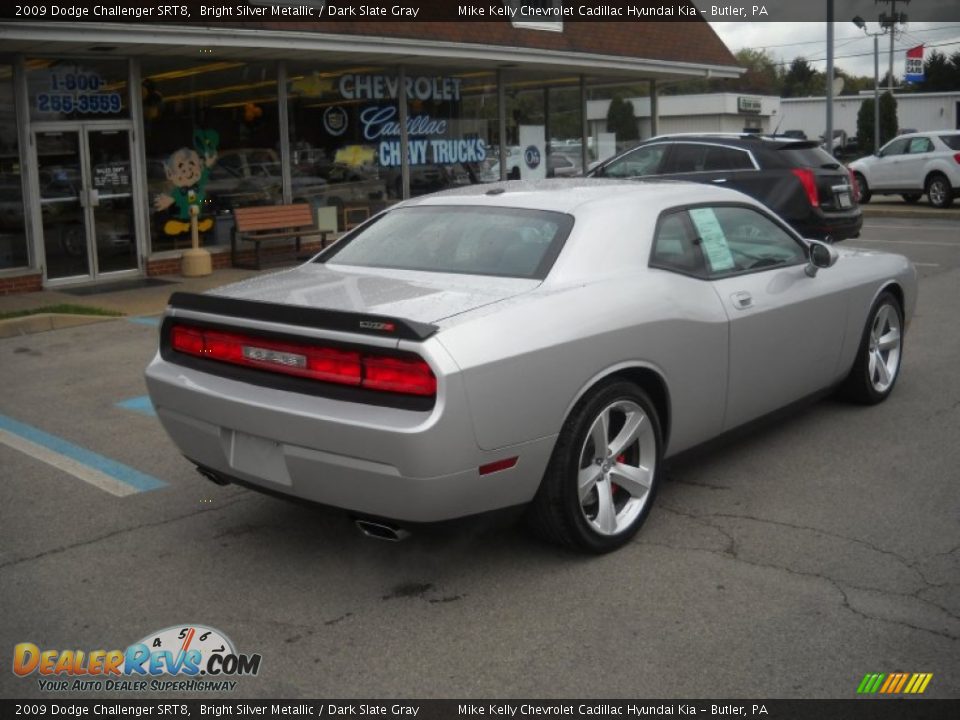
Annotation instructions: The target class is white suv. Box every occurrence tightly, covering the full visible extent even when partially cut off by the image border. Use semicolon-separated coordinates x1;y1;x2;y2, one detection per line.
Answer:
849;131;960;209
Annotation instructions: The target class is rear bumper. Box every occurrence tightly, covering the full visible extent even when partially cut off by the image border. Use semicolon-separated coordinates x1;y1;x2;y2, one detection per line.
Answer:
792;208;863;241
145;353;554;522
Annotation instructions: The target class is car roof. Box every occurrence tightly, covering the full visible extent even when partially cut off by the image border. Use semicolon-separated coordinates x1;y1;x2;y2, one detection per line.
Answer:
643;133;818;150
403;178;751;214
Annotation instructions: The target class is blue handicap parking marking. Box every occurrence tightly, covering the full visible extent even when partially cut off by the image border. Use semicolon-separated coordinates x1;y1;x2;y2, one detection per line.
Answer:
0;413;167;494
116;395;157;417
126;316;161;327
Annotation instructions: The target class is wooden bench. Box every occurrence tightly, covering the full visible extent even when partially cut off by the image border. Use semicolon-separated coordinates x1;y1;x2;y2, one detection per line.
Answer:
231;203;327;270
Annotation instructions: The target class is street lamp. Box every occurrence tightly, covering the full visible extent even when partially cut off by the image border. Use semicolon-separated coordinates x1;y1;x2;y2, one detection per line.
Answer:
852;15;889;154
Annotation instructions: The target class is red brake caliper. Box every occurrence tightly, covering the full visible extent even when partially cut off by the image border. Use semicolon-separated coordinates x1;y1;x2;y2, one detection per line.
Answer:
612;454;626;494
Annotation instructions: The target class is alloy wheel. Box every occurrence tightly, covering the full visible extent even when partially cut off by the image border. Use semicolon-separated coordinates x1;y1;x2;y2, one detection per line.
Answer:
577;399;656;536
868;302;902;394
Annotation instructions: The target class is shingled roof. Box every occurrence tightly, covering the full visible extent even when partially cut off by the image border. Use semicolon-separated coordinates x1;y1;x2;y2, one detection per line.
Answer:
222;20;738;70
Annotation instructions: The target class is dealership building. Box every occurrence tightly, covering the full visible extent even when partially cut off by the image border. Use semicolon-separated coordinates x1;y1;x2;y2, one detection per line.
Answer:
0;11;739;292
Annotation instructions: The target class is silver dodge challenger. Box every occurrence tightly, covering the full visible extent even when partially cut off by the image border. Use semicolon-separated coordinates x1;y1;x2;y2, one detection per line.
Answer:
145;179;917;553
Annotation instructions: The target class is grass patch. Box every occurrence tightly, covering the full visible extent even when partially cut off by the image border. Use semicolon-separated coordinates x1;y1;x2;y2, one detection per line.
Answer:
0;304;124;321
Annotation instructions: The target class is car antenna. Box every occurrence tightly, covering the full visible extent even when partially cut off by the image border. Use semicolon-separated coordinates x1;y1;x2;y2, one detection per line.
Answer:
772;113;784;137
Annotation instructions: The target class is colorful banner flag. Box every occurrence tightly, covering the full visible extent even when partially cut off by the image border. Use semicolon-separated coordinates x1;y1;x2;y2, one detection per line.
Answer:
905;45;925;83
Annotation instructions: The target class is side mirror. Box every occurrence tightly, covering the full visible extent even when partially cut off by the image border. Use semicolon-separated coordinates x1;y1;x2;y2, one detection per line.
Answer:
805;239;839;277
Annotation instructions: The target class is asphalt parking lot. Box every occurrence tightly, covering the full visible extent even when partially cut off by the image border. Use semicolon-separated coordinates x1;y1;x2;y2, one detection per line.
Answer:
1;216;958;700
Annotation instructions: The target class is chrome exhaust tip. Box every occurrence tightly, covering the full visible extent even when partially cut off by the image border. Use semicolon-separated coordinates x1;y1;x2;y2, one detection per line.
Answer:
196;466;230;486
354;519;410;542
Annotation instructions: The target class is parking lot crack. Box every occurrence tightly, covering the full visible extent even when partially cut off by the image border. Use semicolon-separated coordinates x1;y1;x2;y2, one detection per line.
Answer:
654;504;959;641
0;493;253;571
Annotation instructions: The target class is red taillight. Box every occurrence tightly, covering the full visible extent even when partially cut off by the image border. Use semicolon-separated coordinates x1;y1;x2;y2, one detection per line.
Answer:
169;324;434;397
953;153;960;165
791;168;820;208
171;325;204;355
362;355;436;396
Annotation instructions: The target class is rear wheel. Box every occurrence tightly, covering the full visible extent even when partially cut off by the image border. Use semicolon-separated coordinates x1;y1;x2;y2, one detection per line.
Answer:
926;174;954;209
840;292;903;405
854;173;871;203
901;193;921;204
527;380;662;553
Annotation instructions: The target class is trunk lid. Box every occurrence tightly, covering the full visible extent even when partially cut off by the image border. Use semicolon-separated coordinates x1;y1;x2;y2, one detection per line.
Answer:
206;262;539;325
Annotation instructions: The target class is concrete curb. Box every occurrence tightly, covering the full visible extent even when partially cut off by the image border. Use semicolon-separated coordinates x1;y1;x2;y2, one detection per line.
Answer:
0;313;119;339
861;205;960;221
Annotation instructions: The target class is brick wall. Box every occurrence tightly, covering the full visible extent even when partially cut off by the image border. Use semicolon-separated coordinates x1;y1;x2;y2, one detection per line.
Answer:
0;273;43;295
145;241;326;277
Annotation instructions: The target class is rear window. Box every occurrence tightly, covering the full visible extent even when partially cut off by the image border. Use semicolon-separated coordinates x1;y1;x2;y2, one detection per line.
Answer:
320;205;574;279
778;146;839;168
940;135;960;151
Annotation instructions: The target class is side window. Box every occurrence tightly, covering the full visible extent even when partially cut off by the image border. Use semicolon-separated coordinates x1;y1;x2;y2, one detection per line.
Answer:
703;146;754;171
650;211;705;276
907;137;933;154
688;206;806;277
879;138;909;157
666;144;709;173
602;145;667;178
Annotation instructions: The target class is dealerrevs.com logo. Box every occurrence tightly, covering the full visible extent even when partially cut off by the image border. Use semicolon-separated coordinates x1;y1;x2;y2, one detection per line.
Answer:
12;624;261;693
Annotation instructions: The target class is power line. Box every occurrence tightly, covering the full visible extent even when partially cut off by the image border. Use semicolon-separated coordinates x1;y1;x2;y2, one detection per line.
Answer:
773;38;960;67
745;24;960;51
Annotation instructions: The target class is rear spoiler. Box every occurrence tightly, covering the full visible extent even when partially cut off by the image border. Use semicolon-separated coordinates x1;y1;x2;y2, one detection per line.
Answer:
166;292;438;341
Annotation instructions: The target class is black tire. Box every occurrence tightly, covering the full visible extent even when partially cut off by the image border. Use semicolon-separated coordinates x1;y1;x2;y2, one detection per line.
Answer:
926;173;954;209
854;173;871;203
839;291;904;405
526;380;662;553
901;193;921;204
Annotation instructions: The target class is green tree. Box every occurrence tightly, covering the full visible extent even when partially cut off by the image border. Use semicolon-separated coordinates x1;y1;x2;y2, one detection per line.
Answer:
728;48;781;94
917;50;960;91
606;95;639;142
782;57;822;97
859;92;899;151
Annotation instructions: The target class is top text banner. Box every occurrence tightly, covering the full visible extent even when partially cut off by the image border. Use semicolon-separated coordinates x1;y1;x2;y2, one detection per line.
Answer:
3;1;960;23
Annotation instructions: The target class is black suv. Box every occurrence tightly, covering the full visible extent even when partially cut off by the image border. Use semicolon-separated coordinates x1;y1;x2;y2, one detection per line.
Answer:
588;134;862;241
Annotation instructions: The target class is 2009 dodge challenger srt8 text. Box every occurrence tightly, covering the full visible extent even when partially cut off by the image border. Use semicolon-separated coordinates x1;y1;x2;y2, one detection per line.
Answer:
145;179;917;553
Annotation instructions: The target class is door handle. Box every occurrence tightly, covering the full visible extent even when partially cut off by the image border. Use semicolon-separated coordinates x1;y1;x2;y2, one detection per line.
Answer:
731;291;752;309
88;189;100;208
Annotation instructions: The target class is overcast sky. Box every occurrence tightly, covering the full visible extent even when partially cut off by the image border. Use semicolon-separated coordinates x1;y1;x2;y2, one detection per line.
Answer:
710;22;960;81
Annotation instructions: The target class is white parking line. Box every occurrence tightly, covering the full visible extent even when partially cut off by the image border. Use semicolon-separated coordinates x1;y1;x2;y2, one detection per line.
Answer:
912;262;942;267
0;428;139;497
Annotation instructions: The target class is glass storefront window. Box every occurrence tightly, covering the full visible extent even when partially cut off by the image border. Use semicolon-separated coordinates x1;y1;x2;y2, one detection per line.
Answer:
287;64;498;228
26;58;130;121
402;67;499;196
0;64;28;270
140;59;281;253
287;64;396;231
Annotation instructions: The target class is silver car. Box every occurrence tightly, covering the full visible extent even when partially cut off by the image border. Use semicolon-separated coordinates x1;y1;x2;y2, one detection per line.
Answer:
145;179;917;553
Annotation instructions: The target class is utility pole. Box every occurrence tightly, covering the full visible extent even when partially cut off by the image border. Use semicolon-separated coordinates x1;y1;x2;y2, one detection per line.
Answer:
876;0;910;90
826;0;834;156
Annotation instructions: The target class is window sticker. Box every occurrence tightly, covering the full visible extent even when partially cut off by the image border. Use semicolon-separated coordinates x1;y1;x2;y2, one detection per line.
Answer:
689;208;735;272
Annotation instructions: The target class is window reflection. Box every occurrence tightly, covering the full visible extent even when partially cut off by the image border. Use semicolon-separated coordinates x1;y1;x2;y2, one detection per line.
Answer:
141;59;281;252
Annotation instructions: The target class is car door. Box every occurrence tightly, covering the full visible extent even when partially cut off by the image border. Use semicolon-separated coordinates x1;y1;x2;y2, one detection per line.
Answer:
685;204;849;430
871;137;910;189
899;136;935;191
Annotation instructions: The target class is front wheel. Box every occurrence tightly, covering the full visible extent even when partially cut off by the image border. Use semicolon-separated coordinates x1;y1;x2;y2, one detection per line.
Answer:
526;381;662;553
926;174;954;209
839;292;904;405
